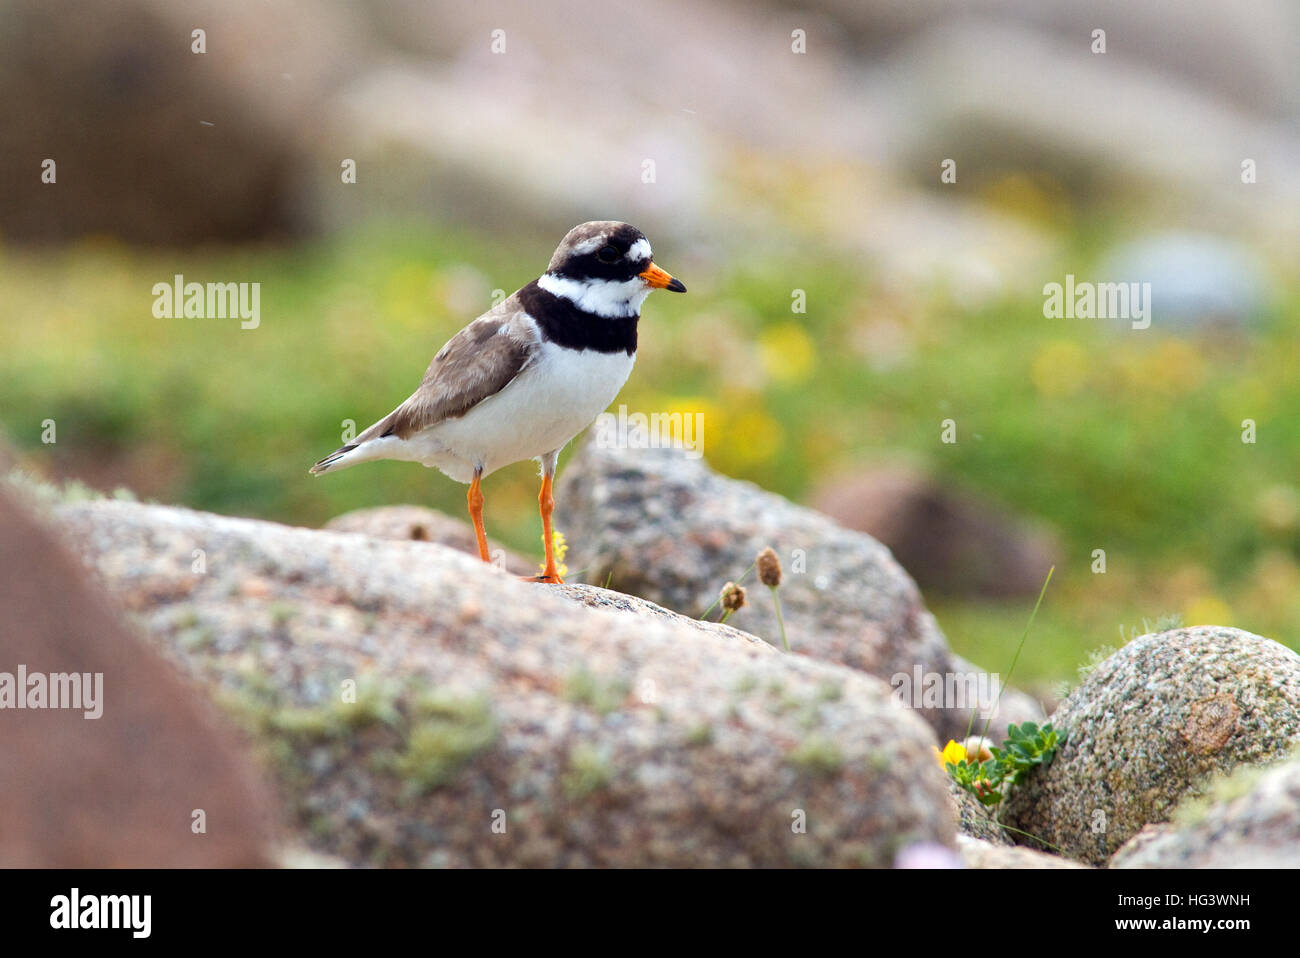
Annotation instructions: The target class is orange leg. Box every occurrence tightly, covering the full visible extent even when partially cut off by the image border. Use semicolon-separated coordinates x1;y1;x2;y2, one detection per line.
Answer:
466;470;491;562
534;474;563;584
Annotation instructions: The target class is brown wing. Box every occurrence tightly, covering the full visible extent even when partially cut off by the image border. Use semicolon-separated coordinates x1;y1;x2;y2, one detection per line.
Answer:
356;302;537;443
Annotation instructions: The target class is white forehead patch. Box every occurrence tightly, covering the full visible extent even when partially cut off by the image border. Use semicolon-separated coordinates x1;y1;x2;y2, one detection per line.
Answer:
539;273;654;318
568;235;653;262
570;235;608;256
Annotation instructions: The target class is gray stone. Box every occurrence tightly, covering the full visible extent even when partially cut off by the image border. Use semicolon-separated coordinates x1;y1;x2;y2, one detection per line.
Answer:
948;779;1012;845
1110;754;1300;868
554;440;1043;743
49;498;956;867
1001;627;1300;865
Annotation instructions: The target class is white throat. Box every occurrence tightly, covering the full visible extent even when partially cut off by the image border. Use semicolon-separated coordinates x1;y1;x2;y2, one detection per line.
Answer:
538;273;651;318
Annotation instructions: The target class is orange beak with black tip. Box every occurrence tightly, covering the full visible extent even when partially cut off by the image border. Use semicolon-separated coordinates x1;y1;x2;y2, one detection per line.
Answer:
639;263;687;293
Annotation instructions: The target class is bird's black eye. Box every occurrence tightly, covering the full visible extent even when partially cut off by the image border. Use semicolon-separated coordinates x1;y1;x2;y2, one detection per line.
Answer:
596;245;621;263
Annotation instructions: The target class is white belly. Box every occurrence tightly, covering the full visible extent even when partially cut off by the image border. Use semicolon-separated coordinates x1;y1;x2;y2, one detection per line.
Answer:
410;343;635;481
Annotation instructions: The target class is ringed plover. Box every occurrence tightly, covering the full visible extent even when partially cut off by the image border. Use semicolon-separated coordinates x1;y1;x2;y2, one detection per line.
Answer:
310;221;686;583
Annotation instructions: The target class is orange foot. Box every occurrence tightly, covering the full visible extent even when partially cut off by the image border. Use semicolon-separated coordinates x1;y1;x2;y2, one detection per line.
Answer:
521;573;564;585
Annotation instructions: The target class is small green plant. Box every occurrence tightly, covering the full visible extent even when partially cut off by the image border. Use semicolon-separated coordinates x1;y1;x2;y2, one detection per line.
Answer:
1069;614;1184;691
1076;643;1117;683
1118;613;1183;644
995;721;1061;786
942;722;1061;806
394;693;497;796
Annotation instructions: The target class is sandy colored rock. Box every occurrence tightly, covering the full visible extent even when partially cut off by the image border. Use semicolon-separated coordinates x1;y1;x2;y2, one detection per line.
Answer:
1001;627;1300;865
50;498;956;867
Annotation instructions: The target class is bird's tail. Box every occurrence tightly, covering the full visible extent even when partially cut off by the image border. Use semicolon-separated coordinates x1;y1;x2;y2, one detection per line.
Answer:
309;444;359;475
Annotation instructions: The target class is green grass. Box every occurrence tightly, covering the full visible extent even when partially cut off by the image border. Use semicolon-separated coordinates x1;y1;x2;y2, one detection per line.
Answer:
3;219;1297;689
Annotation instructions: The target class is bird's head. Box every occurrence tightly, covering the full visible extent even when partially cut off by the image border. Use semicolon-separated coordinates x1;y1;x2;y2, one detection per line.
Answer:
539;221;685;317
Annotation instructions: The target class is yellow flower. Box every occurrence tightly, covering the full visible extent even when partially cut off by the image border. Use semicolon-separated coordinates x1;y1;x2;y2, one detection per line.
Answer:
937;740;967;767
539;529;568;578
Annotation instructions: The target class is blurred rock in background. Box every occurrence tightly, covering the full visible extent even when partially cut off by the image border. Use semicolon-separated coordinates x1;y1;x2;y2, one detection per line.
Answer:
811;463;1061;599
0;0;354;244
2;0;1293;288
